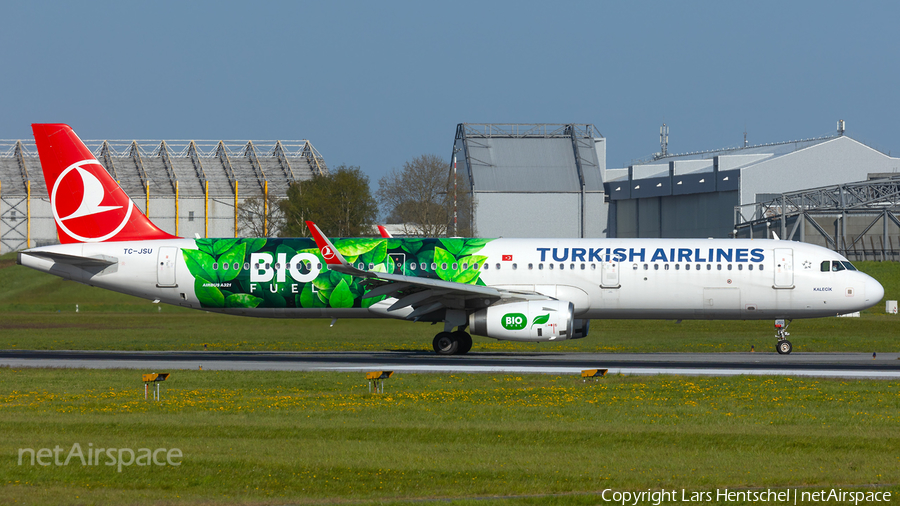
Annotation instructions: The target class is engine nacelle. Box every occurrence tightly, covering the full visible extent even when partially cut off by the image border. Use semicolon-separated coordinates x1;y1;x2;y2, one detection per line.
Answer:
469;300;574;342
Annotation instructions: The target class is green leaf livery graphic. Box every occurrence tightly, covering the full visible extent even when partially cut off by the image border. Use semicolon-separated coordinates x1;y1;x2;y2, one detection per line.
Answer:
329;280;354;308
194;278;224;308
183;236;494;309
183;249;218;283
225;294;263;308
531;314;550;327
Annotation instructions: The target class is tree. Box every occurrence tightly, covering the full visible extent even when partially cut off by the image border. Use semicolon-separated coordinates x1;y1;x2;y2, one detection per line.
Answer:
279;165;378;237
376;154;474;237
237;193;285;237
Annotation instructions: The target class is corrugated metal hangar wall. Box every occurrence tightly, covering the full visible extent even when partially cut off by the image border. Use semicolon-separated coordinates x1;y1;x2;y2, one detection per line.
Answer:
453;124;607;238
0;139;327;254
606;133;900;240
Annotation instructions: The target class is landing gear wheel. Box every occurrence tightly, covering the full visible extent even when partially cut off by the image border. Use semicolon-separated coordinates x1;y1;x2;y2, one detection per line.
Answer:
453;331;473;355
774;319;793;355
776;340;793;355
433;332;458;355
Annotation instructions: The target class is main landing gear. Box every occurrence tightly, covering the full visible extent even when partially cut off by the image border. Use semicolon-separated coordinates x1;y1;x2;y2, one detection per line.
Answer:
433;329;473;355
775;319;793;355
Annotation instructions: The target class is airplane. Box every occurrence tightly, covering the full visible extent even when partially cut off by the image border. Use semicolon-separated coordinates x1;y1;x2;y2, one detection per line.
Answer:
17;124;885;355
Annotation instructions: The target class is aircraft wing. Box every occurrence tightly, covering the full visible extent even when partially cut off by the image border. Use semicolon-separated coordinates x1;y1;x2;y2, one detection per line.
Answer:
305;221;548;319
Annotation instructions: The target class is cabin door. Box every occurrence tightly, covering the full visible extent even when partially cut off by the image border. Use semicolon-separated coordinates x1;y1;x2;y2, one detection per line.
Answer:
773;248;794;288
389;253;406;275
600;262;619;288
157;247;178;287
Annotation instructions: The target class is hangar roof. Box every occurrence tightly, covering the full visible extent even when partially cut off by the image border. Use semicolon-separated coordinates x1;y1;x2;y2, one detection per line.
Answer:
0;138;327;198
454;123;604;193
609;135;839;182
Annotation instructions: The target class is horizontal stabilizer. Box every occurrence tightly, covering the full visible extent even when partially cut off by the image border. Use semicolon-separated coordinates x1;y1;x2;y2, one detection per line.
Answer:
20;251;117;268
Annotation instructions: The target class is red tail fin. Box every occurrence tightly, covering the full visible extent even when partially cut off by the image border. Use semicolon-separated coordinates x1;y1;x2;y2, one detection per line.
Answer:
31;123;177;243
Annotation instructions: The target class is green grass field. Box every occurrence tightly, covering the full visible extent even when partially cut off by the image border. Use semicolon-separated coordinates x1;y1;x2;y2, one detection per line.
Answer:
1;253;898;353
2;253;899;505
1;369;899;505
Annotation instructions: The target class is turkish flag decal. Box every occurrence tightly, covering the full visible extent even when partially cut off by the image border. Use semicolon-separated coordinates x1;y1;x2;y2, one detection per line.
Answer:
502;254;513;261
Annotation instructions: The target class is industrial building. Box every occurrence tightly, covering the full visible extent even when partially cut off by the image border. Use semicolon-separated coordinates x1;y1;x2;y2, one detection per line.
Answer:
452;123;607;238
606;125;900;240
0;138;326;254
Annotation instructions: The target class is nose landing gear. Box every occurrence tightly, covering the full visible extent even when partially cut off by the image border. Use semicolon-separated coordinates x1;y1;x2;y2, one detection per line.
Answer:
775;319;792;354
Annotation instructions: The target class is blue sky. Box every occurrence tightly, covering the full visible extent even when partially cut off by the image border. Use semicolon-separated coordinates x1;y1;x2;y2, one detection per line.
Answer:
3;1;898;185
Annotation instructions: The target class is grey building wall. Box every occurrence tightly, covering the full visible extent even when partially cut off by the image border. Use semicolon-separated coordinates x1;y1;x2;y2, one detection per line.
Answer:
455;124;607;239
615;191;738;238
739;137;900;205
608;134;900;240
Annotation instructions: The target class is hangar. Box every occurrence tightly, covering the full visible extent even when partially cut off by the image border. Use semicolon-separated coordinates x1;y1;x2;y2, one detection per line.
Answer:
606;126;900;240
452;123;607;238
0;137;326;254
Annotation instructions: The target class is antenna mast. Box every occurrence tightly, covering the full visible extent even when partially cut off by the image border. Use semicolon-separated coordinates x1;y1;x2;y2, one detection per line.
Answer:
660;124;669;157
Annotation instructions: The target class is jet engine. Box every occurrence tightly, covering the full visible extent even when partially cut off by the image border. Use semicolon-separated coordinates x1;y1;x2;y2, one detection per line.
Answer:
468;300;575;342
571;319;590;339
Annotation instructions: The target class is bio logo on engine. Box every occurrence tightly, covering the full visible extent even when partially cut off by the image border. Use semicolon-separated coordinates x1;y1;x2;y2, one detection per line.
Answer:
501;313;527;330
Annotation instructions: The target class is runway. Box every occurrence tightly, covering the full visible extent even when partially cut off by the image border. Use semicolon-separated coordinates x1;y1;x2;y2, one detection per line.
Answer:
1;349;899;378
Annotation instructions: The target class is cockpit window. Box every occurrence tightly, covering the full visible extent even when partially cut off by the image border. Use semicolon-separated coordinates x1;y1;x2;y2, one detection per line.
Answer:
842;261;858;271
831;261;845;272
820;261;830;272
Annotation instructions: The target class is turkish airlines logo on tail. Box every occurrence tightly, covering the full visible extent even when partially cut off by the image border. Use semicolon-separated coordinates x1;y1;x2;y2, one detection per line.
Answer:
51;160;133;242
321;246;335;260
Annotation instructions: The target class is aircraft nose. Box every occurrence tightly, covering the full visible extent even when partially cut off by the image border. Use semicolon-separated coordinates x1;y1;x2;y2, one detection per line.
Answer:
865;275;884;304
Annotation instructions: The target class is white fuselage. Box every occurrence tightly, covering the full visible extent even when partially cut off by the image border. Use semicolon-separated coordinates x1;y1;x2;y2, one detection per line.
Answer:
19;238;883;321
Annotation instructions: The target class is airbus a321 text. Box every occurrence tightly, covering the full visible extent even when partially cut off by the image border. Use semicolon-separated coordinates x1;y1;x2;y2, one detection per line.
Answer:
18;124;884;355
